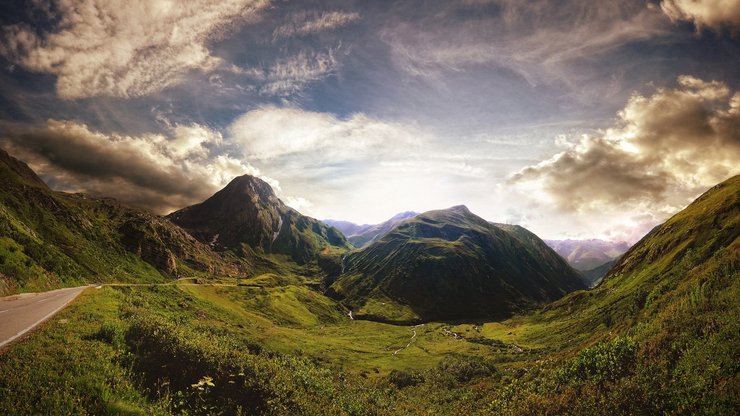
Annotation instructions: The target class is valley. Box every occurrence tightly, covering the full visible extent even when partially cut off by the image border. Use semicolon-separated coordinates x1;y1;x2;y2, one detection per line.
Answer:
0;149;737;415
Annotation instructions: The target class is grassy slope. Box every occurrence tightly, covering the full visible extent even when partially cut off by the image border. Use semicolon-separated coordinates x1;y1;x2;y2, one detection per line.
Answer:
0;150;234;296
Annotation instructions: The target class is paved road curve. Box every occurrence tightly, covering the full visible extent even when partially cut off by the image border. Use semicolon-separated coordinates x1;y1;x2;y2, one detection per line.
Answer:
0;286;87;349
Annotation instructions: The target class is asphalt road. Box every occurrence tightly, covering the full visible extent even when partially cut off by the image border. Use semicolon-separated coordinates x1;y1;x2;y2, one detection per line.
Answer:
0;286;87;349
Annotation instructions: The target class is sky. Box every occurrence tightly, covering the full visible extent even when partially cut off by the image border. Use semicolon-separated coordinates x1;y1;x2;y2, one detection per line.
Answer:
0;0;738;243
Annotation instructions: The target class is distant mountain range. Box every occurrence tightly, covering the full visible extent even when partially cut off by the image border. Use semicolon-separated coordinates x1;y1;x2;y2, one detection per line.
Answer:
325;214;634;289
328;205;585;323
544;238;630;271
324;211;418;248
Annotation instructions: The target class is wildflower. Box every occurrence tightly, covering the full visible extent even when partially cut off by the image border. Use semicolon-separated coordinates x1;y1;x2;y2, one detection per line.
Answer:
191;376;215;390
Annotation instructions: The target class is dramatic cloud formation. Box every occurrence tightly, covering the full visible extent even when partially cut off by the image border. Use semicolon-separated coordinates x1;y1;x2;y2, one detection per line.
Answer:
661;0;740;32
1;120;263;213
511;75;740;215
0;0;737;241
0;0;269;98
273;10;360;40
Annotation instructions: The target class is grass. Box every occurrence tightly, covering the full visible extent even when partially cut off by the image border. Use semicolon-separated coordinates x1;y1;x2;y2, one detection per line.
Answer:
0;288;165;415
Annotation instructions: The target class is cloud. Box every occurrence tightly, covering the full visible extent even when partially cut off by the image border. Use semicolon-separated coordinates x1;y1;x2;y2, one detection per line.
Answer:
227;106;502;222
661;0;740;32
1;120;263;214
381;0;669;87
273;10;360;40
0;0;270;99
249;50;339;96
230;106;423;160
510;75;740;214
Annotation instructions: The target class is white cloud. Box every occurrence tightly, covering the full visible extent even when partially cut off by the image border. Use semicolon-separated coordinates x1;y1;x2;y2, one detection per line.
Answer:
253;50;339;96
273;10;360;39
283;196;314;211
379;160;487;178
1;119;264;214
0;0;270;98
230;106;423;160
510;75;740;216
661;0;740;32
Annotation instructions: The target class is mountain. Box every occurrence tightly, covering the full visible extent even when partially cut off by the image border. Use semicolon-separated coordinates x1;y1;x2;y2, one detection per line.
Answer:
168;174;349;264
328;205;585;323
324;211;418;248
534;174;739;344
544;238;630;271
0;149;233;296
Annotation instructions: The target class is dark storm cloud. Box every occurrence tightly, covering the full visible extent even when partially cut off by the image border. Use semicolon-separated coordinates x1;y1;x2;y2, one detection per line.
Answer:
1;120;260;213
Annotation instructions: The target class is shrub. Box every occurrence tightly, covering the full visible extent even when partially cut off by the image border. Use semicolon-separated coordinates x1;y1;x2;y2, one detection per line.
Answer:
388;370;423;388
556;335;637;385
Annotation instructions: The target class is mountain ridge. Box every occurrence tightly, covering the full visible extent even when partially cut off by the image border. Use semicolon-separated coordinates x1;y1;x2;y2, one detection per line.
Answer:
329;205;585;323
324;211;418;248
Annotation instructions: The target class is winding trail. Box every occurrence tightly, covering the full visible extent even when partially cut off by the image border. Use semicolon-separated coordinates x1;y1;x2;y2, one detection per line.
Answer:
393;324;424;356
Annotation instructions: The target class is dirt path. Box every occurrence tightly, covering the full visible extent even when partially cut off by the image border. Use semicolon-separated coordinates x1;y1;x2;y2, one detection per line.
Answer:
393;324;424;356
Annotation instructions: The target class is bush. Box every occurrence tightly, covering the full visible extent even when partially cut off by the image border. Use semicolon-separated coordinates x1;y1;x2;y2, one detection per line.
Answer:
93;321;125;349
432;355;497;386
388;370;423;388
557;335;637;385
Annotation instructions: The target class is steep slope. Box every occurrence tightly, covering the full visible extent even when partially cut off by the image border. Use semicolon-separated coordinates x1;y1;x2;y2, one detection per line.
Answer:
490;175;739;414
545;238;630;271
324;211;418;248
0;149;233;295
528;175;739;341
168;175;349;264
329;205;584;323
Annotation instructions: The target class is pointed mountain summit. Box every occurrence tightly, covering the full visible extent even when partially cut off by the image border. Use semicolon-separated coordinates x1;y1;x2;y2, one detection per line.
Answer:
329;205;584;323
168;174;349;264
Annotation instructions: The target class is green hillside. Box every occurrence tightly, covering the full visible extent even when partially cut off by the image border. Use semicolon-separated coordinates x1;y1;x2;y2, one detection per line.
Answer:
0;149;233;295
472;174;740;414
329;205;585;323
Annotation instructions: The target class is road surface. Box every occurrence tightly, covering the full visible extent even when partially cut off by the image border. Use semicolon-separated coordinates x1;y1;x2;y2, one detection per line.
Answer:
0;286;87;349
